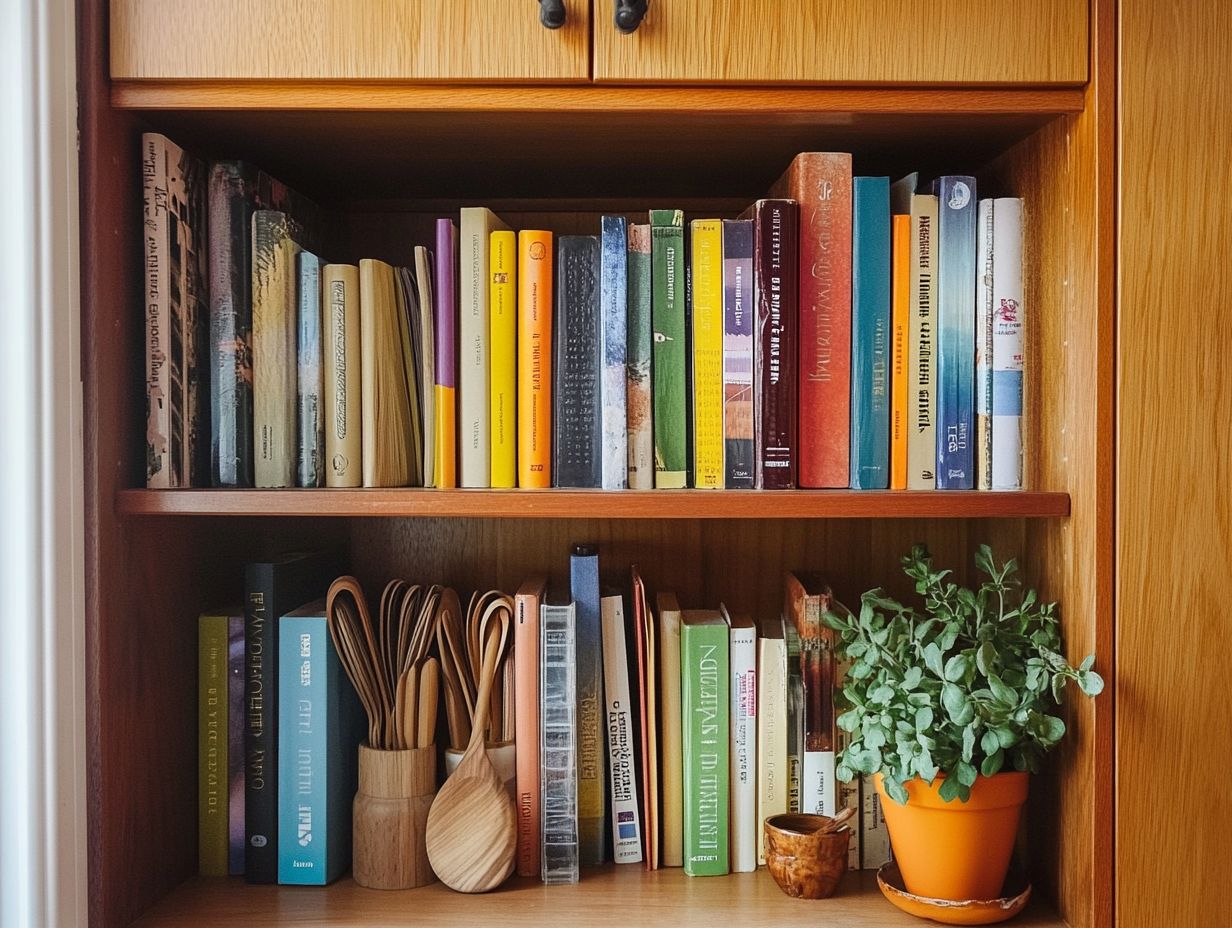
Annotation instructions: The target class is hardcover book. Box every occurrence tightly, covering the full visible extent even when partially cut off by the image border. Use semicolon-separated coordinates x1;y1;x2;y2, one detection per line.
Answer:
756;614;788;864
786;621;802;813
296;251;323;487
977;200;996;491
990;198;1025;490
570;545;607;865
199;611;234;876
631;568;659;869
725;609;757;873
435;219;459;488
786;573;840;818
626;224;654;489
514;576;546;877
681;609;730;877
721;219;755;489
650;209;687;488
252;210;302;488
359;258;418;488
600;216;629;490
890;215;911;490
657;592;684;868
906;190;940;489
518;230;554;488
850;177;892;489
322;264;361;487
690;219;724;489
540;591;579;884
413;246;437;487
227;613;245;874
601;592;643;863
554;236;603;488
490;230;518;488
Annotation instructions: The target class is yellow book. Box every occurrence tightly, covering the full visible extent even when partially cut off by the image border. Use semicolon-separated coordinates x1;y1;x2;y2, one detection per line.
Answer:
891;214;911;489
489;230;518;488
690;220;724;489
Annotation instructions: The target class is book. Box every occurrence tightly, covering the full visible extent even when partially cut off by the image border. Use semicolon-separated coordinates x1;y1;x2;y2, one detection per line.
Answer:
143;132;207;489
861;782;894;869
435;219;459;488
650;209;687;488
277;600;363;885
518;230;553;488
514;576;546;877
601;592;643;864
244;551;332;884
413;246;437;487
690;219;724;489
977;199;995;490
771;153;853;489
850;177;892;489
322;264;362;487
570;545;607;865
490;230;518;488
990;198;1025;490
933;176;978;488
252;210;301;488
786;621;802;813
400;265;428;484
890;214;911;490
540;591;579;884
742;198;799;489
906;192;940;489
600;216;629;490
359;258;417;488
554;236;602;488
836;725;861;869
625;223;654;489
721;219;755;489
681;609;730;877
631;568;659;869
199;611;232;876
296;251;323;487
656;591;684;867
227;613;245;875
725;608;757;873
785;573;839;818
756;614;788;865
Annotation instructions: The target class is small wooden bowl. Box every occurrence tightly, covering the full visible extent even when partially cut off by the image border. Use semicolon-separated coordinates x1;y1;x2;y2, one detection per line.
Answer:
763;813;851;899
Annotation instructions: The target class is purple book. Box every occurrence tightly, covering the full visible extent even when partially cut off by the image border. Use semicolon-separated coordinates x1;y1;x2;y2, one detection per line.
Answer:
435;219;458;486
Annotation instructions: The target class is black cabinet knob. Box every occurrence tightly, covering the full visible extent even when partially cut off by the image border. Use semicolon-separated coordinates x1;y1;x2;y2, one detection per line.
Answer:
538;0;566;29
614;0;648;34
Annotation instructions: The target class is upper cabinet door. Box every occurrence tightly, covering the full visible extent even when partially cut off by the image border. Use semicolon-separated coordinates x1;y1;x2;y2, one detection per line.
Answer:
593;0;1088;84
111;0;591;80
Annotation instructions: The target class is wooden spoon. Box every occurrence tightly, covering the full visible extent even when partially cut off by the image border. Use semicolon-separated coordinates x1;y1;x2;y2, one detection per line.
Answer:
424;622;517;893
417;658;439;749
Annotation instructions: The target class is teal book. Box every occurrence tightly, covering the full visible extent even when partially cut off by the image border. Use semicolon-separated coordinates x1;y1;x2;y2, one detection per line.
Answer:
277;600;363;885
650;209;687;488
681;610;730;876
570;544;607;865
850;177;892;489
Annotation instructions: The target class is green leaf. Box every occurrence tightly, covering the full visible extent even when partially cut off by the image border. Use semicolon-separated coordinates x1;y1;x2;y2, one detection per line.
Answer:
938;775;965;802
836;763;856;783
942;683;967;722
902;666;923;689
1039;714;1066;744
1078;670;1105;697
906;692;932;708
976;641;996;675
981;749;1005;777
915;707;935;731
865;727;888;750
837;709;861;733
962;724;976;762
1052;673;1067;703
956;760;978;787
944;653;971;683
924;643;944;677
1080;654;1096;672
846;640;869;659
871;684;896;705
974;544;996;577
914;618;938;642
989;674;1017;707
885;777;910;805
850;660;874;680
981;730;1001;755
822;610;849;632
938;625;961;652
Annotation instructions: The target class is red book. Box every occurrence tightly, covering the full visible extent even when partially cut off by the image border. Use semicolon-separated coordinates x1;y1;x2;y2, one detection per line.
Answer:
772;154;854;488
513;576;546;877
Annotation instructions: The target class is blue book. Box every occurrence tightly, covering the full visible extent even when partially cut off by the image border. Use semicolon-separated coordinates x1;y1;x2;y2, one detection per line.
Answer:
600;216;629;490
850;177;892;489
569;544;607;865
932;176;978;488
277;600;363;885
296;250;323;487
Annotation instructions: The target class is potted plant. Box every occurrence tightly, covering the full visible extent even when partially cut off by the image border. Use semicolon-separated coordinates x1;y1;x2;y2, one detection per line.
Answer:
823;544;1103;902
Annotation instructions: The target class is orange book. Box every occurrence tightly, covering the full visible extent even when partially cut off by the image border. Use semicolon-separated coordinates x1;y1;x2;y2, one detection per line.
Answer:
513;576;547;877
890;214;911;489
518;230;553;487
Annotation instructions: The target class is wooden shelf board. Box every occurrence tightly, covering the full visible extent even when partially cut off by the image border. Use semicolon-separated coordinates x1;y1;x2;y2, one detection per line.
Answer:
116;489;1070;520
131;868;1068;927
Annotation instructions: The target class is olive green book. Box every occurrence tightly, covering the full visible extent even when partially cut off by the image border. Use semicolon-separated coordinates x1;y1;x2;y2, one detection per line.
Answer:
681;609;729;876
199;612;232;876
650;209;687;488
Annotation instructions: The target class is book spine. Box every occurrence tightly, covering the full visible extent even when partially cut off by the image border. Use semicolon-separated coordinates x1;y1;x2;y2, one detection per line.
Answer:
890;214;911;490
836;726;861;869
490;230;518;488
459;209;489;487
278;616;327;883
991;198;1025;490
514;584;542;877
729;622;757;873
554;236;603;488
600;216;629;490
850;177;892;489
322;265;361;487
690;219;724;489
571;548;607;865
252;210;299;488
143;134;173;488
935;177;978;488
541;602;579;884
413;247;437;487
860;779;894;869
296;251;323;487
395;269;423;489
657;599;684;867
722;220;755;489
227;614;246;875
976;200;995;490
199;614;229;876
752;200;799;488
755;629;787;865
681;619;729;876
518;231;553;488
650;209;687;488
434;219;458;488
625;224;654;489
601;595;643;863
785;623;802;814
244;565;277;883
359;260;413;488
907;195;940;489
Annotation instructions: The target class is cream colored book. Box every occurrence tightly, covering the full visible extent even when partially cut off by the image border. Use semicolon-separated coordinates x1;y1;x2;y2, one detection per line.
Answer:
724;607;757;873
252;210;300;488
657;592;684;867
756;614;788;865
414;246;436;487
322;263;361;487
359;258;414;488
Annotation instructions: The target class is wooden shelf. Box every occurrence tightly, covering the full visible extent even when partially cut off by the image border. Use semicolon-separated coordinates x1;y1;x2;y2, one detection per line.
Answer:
115;489;1071;520
131;867;1068;927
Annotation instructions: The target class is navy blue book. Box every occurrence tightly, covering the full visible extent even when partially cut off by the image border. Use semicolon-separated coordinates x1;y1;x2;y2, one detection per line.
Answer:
931;176;978;488
850;177;892;489
569;544;607;865
554;236;602;488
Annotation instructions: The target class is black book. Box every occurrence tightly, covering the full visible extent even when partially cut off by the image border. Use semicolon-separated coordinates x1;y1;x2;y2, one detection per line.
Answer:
553;235;602;488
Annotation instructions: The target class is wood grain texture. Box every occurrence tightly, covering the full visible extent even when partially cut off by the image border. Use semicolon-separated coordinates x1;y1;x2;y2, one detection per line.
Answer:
1117;2;1232;927
593;0;1087;85
110;0;589;80
352;745;436;891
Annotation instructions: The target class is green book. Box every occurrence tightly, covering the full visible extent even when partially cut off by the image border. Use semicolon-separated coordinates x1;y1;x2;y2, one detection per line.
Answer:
650;209;687;488
681;609;730;876
199;612;231;876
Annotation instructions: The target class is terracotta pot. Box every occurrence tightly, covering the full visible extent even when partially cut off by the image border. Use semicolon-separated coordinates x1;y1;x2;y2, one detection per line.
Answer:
874;771;1028;902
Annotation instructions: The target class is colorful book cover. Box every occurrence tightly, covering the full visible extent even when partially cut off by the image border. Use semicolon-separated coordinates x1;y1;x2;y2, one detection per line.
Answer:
601;593;643;864
435;219;458;488
721;219;755;489
570;545;607;865
600;216;629;490
907;193;939;489
850;177;892;489
650;209;687;488
277;601;363;885
631;568;659;870
626;224;654;489
933;176;978;488
227;612;245;875
554;236;602;488
890;215;911;490
991;198;1025;490
690;219;724;489
518;230;553;488
322;264;361;487
976;200;996;490
656;592;684;867
199;612;230;876
756;614;788;865
540;592;579;884
296;250;323;487
490;230;518;488
252;210;300;488
681;609;730;877
514;577;546;877
725;609;757;873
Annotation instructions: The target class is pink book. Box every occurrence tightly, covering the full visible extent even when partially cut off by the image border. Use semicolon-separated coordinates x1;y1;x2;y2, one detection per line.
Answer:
514;576;546;877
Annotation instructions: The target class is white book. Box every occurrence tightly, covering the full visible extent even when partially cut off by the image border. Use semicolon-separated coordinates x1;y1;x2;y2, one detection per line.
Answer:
976;199;996;490
724;607;757;873
860;779;893;869
413;246;436;487
907;194;940;489
756;616;787;865
600;593;643;864
656;592;684;868
458;207;509;487
801;748;836;817
990;198;1025;490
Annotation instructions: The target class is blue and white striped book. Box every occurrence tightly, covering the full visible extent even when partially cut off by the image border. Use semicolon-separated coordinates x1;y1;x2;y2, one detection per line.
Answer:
932;176;978;488
850;177;892;489
296;250;323;487
600;216;629;490
990;198;1025;490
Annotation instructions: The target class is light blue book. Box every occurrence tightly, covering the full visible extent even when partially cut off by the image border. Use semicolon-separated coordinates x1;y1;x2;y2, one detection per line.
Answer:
600;216;629;490
277;600;362;885
296;250;323;487
850;177;892;489
932;176;978;488
570;544;607;865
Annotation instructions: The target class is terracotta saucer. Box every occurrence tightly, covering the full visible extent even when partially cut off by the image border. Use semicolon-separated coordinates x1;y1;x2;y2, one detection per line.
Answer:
876;861;1032;925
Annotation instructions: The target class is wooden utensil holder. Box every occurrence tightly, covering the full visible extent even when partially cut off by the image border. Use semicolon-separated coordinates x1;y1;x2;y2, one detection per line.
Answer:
353;743;436;890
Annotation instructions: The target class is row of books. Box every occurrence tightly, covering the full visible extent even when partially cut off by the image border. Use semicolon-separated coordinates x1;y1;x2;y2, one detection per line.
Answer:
146;137;1026;493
